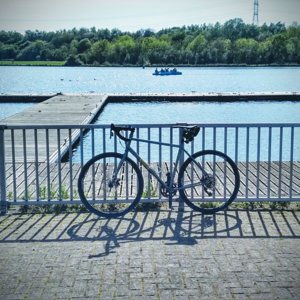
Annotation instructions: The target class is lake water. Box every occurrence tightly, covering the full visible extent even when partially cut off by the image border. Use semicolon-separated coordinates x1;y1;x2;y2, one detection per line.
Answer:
70;100;300;163
1;66;299;162
0;66;300;94
96;101;300;124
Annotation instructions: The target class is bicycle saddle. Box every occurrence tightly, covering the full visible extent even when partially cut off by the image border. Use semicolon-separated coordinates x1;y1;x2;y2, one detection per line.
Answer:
182;126;200;143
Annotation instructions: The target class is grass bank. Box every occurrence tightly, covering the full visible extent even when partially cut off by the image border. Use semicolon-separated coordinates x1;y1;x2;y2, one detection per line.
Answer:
0;60;65;66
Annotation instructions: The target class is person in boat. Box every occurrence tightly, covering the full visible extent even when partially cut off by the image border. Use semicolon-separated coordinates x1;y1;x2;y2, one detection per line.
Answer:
154;68;159;74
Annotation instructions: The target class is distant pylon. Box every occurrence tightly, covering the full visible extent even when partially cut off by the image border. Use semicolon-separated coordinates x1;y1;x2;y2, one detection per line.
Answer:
252;0;259;26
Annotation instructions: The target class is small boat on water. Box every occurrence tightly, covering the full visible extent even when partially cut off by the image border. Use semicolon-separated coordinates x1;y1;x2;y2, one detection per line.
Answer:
152;68;182;76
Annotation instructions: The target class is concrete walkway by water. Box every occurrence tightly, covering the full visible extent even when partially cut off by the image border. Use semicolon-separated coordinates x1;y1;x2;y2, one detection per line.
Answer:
0;206;299;300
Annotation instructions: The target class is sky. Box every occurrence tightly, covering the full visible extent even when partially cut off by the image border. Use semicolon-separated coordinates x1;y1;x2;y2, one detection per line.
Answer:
0;0;299;33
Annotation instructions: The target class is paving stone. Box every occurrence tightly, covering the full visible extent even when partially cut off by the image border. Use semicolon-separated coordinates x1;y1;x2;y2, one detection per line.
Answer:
0;209;299;300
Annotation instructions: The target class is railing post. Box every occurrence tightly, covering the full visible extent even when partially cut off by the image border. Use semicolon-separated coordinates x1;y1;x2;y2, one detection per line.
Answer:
178;127;185;212
0;125;7;215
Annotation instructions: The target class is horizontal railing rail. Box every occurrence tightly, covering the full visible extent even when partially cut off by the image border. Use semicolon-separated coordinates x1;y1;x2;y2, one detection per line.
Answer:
1;123;299;213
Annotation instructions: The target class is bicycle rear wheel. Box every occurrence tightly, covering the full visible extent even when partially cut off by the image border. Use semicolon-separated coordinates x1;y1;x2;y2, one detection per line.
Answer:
178;150;240;214
78;152;143;218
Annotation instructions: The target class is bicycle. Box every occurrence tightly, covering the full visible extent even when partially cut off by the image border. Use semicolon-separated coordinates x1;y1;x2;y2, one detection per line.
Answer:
78;124;240;218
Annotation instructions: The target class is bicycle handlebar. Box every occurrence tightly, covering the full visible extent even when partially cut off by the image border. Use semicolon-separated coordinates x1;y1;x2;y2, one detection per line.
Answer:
110;124;135;142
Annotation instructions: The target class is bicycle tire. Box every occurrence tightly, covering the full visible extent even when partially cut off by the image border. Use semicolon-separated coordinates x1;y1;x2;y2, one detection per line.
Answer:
178;150;240;214
78;152;143;218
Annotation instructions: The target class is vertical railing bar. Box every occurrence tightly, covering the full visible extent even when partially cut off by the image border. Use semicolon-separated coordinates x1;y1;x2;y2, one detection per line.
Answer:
113;134;117;200
91;127;95;157
212;126;216;200
170;127;173;178
191;130;195;155
267;127;272;199
80;128;84;167
103;128;107;201
202;126;205;150
256;126;261;199
103;128;106;201
125;156;129;201
190;129;195;205
201;127;205;200
34;129;40;201
46;128;51;201
159;127;162;199
125;130;129;201
224;127;227;155
224;127;227;199
0;126;7;214
289;126;294;199
22;129;28;201
178;127;185;210
278;126;283;199
102;127;106;153
11;129;17;202
136;128;140;163
68;129;73;202
114;130;117;153
245;127;250;199
57;129;61;201
91;128;95;201
46;129;51;201
213;126;216;151
148;128;151;200
235;127;239;164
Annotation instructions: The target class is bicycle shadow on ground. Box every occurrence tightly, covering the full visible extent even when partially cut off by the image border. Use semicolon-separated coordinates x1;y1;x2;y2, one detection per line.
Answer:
65;204;300;258
0;205;299;258
67;206;243;258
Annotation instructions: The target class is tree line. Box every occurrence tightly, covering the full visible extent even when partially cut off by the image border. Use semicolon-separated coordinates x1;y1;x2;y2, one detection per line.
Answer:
0;18;299;66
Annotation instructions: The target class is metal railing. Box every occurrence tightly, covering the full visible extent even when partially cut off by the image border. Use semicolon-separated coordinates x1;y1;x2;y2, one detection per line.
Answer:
0;123;299;213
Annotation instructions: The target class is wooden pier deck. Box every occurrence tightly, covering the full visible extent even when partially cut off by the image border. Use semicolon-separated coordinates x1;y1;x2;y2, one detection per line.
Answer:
2;94;107;162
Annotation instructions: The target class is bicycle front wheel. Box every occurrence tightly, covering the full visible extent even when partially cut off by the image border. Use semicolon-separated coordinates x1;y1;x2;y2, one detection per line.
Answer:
178;150;240;214
78;152;143;218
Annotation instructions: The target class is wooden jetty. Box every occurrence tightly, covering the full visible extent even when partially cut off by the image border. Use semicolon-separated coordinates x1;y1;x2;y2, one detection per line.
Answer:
2;94;108;162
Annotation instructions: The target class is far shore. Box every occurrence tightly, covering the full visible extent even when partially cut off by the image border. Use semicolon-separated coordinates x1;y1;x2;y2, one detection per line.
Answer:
0;60;299;68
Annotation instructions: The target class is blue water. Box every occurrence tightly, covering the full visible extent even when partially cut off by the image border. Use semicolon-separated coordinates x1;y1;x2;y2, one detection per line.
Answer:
70;101;300;163
95;101;300;124
0;103;34;121
0;66;300;94
1;66;299;162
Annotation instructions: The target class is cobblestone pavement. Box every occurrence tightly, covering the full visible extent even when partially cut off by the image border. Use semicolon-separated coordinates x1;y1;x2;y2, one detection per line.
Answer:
0;206;300;300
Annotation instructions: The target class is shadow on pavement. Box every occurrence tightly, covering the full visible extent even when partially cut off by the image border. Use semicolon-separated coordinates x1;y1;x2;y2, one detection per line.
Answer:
1;206;299;244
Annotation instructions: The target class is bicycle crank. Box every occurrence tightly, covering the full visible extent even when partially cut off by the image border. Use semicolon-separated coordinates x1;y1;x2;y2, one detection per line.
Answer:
201;174;216;196
160;185;177;197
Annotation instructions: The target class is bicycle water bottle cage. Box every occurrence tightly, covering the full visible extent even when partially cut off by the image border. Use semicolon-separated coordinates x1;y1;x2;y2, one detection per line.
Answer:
183;126;200;143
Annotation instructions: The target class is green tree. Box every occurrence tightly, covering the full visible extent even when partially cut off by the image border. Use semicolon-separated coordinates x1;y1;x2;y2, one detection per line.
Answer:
111;35;136;64
233;38;258;64
91;39;111;64
187;34;207;64
77;38;91;53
